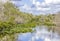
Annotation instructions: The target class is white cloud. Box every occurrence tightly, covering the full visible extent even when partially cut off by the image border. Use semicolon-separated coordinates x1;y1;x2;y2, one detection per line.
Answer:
45;0;52;4
41;8;50;11
36;1;40;6
45;0;60;5
13;0;60;15
22;4;31;10
31;0;36;4
41;2;46;6
32;0;60;14
30;0;51;11
52;0;60;4
36;5;50;11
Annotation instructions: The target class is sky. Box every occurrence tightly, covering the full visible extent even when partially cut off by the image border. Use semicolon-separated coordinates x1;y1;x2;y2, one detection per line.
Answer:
8;0;60;15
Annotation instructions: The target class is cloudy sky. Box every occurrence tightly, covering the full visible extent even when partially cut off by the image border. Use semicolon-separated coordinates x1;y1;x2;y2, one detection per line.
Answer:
11;0;60;15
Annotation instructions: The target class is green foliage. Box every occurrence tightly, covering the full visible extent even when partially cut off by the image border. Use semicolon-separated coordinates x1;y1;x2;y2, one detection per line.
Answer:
0;2;55;39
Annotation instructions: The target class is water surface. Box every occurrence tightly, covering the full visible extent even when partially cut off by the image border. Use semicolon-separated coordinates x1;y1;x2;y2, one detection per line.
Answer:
17;26;60;41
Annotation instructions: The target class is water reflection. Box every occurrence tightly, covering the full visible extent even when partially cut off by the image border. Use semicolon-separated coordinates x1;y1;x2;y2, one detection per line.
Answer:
17;26;60;41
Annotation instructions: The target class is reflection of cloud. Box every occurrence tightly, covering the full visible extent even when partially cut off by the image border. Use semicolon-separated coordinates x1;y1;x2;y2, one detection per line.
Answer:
17;26;60;41
29;27;51;41
44;37;51;41
29;26;60;41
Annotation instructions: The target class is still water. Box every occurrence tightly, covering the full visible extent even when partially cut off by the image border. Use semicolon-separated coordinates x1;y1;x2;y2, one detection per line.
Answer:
17;26;60;41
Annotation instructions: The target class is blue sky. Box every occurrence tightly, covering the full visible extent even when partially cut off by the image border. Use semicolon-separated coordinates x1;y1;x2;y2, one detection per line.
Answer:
11;0;60;15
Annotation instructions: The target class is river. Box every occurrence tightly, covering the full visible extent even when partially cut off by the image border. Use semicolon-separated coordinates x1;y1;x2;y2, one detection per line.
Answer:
17;26;60;41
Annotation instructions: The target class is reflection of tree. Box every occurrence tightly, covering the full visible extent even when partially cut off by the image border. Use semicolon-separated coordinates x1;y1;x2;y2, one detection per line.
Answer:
18;39;22;41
